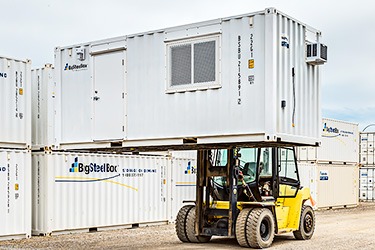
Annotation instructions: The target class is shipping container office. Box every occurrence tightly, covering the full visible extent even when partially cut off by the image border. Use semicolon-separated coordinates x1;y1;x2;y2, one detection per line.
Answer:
297;118;359;164
0;149;31;240
53;8;326;151
0;56;32;149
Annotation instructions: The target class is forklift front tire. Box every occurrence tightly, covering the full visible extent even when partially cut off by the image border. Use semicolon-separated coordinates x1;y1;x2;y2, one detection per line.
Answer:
176;205;194;242
185;206;211;243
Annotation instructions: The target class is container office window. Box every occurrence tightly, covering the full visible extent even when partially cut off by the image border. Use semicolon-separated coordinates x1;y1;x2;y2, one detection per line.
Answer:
167;35;220;92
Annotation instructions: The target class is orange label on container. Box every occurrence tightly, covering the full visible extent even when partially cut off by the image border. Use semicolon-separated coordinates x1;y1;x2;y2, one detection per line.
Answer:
19;88;23;95
248;59;254;69
15;183;19;190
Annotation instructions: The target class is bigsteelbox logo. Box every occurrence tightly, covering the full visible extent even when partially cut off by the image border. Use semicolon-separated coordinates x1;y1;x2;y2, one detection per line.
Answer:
322;123;339;134
184;161;196;174
64;63;88;71
0;72;7;78
69;157;118;175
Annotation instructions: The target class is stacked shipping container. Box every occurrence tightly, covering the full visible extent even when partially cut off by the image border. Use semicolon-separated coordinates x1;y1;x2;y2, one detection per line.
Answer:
41;8;324;151
359;132;375;201
297;118;359;209
0;56;32;240
30;8;326;233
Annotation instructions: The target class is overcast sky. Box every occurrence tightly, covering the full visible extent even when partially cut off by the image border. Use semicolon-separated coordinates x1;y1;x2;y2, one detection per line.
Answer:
1;0;374;130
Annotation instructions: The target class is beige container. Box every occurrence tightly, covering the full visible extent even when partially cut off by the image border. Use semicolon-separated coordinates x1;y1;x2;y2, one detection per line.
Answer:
298;162;359;209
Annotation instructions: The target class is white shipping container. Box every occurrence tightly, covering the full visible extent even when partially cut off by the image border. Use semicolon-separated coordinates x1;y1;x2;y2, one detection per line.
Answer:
359;167;375;201
32;152;169;235
169;156;196;222
51;8;325;150
0;149;31;240
0;56;31;149
297;118;359;164
31;65;55;150
298;162;359;209
360;132;375;166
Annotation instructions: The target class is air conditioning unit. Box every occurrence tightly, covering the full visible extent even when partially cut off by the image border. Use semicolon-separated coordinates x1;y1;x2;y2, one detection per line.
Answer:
306;43;327;65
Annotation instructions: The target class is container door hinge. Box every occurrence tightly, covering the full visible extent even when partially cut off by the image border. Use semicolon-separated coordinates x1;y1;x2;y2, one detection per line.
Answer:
122;93;124;99
122;59;124;65
122;126;125;132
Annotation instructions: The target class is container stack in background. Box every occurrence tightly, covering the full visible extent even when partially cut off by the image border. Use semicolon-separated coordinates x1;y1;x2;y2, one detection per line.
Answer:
297;118;359;209
359;132;375;201
0;56;32;240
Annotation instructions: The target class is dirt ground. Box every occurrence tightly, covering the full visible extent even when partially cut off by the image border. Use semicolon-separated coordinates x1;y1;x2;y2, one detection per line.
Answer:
1;203;375;249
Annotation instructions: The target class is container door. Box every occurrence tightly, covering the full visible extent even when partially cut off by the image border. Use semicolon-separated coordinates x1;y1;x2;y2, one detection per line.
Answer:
93;50;125;141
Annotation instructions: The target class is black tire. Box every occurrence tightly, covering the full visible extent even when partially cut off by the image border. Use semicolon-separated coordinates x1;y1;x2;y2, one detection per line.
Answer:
247;208;275;248
175;205;194;242
235;208;252;247
185;206;211;243
293;205;315;240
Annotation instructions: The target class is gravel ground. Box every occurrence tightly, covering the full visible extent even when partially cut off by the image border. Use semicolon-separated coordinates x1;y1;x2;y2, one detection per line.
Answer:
1;203;375;249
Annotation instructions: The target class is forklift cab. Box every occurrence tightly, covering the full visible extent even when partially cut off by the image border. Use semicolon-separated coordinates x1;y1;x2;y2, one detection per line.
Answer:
211;147;301;202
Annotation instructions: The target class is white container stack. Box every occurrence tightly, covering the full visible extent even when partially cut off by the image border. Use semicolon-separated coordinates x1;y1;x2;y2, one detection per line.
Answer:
297;118;359;209
0;55;32;240
30;7;327;234
47;7;326;151
359;132;375;201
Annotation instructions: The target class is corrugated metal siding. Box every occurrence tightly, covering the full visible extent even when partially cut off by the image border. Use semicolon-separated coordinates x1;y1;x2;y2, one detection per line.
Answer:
169;150;197;159
31;65;54;150
359;167;375;201
0;149;31;239
299;162;358;209
275;13;320;140
32;152;169;235
0;57;31;149
298;162;317;206
298;118;359;164
170;157;196;222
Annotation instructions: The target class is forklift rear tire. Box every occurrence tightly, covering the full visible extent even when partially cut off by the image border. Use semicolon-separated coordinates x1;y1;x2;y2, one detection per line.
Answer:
176;205;194;242
236;208;275;248
293;205;315;240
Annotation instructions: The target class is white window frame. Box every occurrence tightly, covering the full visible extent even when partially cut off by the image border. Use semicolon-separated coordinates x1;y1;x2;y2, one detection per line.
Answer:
165;35;221;93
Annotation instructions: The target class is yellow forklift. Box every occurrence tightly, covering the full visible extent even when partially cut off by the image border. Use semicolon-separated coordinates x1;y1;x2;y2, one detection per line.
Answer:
176;147;315;248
